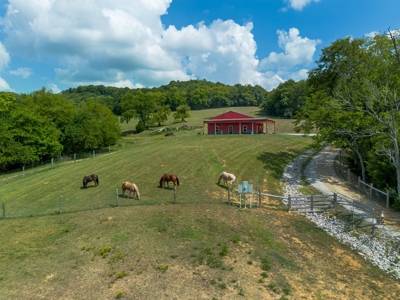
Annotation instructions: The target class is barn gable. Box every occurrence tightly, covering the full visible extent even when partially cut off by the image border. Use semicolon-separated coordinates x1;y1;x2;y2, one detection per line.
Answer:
203;110;274;135
209;111;253;120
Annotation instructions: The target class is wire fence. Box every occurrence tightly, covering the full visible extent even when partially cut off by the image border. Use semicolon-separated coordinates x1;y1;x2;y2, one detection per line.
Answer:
0;144;137;186
338;150;390;209
0;181;230;219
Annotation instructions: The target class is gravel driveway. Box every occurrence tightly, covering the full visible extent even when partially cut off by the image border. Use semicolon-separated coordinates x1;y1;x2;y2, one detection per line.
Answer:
281;145;400;279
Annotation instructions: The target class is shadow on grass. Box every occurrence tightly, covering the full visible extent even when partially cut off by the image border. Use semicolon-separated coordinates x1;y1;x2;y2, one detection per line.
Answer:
157;186;177;190
121;130;137;136
215;183;229;190
257;150;304;179
80;185;97;189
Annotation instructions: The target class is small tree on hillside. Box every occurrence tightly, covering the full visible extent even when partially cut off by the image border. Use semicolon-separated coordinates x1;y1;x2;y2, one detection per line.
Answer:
173;105;191;122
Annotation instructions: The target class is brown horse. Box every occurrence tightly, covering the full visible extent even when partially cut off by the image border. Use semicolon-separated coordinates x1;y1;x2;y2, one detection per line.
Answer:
217;171;236;185
122;181;140;200
83;174;99;188
159;174;180;188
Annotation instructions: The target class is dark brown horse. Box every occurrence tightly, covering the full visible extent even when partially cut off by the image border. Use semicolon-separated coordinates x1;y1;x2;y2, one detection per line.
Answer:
159;174;180;188
83;174;99;188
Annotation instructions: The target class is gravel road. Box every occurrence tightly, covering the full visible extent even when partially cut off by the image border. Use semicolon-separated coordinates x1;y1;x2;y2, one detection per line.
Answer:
281;145;400;279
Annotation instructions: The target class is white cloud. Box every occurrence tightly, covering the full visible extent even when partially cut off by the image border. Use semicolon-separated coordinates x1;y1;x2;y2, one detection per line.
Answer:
259;28;321;73
1;0;320;92
10;67;33;78
0;76;12;91
48;83;61;94
286;0;320;11
365;31;379;38
0;42;10;70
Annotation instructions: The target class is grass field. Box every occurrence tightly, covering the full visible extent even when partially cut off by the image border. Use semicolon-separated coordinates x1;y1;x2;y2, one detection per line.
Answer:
119;106;297;134
1;107;399;299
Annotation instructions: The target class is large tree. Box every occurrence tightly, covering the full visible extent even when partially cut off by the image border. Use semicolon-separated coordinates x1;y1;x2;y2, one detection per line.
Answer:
296;31;400;196
120;90;158;129
260;79;308;117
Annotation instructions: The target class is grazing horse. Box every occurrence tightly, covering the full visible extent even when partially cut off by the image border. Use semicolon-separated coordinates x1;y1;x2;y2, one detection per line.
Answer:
122;181;141;200
217;172;236;185
159;174;180;188
83;174;99;188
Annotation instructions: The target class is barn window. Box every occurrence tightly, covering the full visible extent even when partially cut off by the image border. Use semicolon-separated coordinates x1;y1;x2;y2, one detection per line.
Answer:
243;125;247;133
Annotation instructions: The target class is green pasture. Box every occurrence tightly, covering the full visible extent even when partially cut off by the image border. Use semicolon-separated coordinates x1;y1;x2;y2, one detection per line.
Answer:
119;106;297;134
1;108;398;299
0;134;311;218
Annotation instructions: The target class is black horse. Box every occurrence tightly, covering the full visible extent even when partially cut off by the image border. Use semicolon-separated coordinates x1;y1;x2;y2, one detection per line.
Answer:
83;174;99;188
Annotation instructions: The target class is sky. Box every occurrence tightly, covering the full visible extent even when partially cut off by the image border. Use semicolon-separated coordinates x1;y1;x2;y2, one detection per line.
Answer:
0;0;399;94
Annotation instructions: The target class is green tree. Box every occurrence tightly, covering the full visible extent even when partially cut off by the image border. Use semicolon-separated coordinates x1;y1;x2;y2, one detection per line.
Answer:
165;87;186;111
120;90;157;129
153;104;171;126
10;108;63;163
63;100;120;152
173;105;191;122
260;80;307;117
297;32;400;198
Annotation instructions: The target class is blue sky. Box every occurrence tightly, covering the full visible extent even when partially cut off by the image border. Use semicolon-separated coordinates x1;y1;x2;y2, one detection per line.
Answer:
0;0;399;94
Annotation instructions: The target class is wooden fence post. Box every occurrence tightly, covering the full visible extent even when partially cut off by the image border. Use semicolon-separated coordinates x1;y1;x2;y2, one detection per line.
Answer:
109;147;111;155
116;189;119;207
2;202;5;219
258;190;261;208
228;187;230;205
51;158;54;169
74;153;76;162
333;193;337;209
93;150;95;159
311;195;314;211
370;183;373;199
288;196;291;212
174;186;177;204
23;166;25;177
386;189;390;210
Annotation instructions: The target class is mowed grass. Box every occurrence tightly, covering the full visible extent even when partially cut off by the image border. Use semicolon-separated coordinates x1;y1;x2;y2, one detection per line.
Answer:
1;117;400;299
119;106;297;134
0;134;309;218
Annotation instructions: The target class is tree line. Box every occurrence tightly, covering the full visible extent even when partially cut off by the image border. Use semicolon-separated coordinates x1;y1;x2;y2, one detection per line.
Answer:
293;30;400;209
0;81;268;171
62;80;268;131
0;88;120;171
2;30;400;207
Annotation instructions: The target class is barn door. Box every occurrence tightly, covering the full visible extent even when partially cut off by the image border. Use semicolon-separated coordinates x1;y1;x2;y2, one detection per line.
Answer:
228;126;233;134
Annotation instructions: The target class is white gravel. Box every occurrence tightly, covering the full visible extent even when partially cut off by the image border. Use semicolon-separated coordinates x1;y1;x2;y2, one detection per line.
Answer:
281;149;400;279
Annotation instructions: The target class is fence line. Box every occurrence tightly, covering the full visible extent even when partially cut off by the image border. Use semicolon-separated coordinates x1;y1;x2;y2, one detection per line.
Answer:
338;150;389;209
0;145;127;185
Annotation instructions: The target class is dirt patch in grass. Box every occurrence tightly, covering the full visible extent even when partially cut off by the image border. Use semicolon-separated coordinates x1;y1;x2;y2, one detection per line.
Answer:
2;201;399;299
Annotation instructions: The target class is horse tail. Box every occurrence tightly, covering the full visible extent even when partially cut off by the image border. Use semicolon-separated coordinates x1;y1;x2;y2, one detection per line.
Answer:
231;175;236;183
83;179;86;188
176;176;180;186
96;176;99;186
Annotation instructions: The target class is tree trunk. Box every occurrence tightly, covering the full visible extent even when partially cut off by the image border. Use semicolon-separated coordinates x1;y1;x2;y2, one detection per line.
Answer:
353;144;366;182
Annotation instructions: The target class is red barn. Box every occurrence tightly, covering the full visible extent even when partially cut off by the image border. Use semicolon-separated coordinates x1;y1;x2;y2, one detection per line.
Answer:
203;111;275;135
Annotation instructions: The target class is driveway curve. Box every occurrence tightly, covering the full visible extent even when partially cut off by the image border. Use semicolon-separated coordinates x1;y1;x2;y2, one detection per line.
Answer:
305;145;400;236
